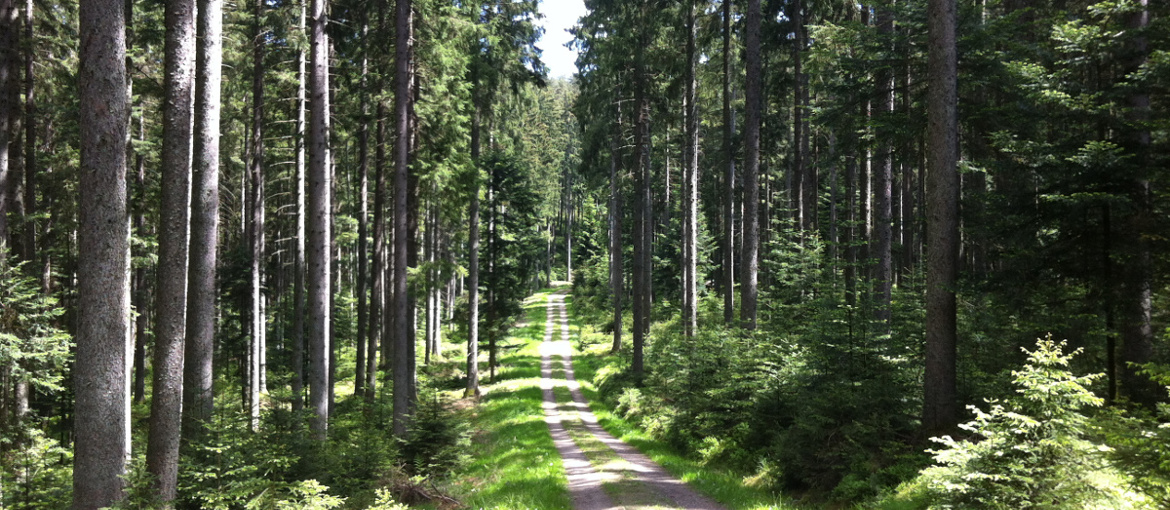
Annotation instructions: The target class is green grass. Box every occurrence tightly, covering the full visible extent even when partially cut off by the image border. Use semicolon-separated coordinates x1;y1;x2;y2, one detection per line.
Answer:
570;332;799;510
453;289;573;510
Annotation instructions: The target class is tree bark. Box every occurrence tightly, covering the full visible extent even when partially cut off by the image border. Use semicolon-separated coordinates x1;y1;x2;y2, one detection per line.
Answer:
355;15;369;394
292;0;307;413
392;0;415;437
247;0;265;431
873;5;894;324
722;0;735;324
146;0;195;497
369;102;386;402
307;0;332;440
182;0;222;443
0;0;14;249
466;101;481;397
682;0;698;338
923;0;958;435
741;0;761;329
610;97;623;353
74;0;130;502
133;114;147;405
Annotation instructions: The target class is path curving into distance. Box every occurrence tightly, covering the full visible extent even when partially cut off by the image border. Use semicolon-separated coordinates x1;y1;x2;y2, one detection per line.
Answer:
540;290;726;510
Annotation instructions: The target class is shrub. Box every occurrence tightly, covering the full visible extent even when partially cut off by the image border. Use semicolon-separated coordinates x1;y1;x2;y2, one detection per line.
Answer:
920;337;1121;509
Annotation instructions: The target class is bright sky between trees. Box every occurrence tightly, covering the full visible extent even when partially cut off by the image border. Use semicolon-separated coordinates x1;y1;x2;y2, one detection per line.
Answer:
537;0;587;79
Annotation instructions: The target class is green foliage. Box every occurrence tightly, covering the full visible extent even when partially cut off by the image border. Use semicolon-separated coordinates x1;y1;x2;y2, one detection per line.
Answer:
1099;365;1170;507
0;263;72;395
0;428;72;509
920;337;1120;509
399;395;471;478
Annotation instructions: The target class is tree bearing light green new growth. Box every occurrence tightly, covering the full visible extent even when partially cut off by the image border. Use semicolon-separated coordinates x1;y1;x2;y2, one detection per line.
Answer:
920;337;1132;509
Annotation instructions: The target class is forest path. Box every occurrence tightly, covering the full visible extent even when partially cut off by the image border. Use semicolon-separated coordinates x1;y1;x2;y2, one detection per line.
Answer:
541;290;726;510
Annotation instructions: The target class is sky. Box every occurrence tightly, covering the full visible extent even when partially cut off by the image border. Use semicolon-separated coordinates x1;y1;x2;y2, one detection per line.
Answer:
537;0;588;80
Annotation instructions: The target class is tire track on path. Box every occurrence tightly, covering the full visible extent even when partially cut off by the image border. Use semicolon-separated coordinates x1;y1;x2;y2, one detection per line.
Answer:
542;290;726;510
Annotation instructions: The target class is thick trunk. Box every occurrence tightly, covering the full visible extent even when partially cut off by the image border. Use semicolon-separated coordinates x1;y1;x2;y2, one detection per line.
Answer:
741;0;761;329
923;0;958;435
1119;0;1154;406
392;0;415;437
146;0;196;497
307;0;332;440
182;0;222;443
74;0;130;502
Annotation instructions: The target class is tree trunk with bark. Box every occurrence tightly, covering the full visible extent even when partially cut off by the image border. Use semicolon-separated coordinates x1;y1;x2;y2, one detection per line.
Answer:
923;0;958;435
182;0;222;443
722;0;735;324
74;0;130;502
392;0;416;437
682;0;698;338
306;0;332;440
741;0;761;330
146;0;195;497
247;0;265;430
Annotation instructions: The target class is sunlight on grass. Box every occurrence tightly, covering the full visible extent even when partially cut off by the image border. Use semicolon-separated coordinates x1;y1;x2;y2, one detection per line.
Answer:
454;288;573;510
571;336;797;510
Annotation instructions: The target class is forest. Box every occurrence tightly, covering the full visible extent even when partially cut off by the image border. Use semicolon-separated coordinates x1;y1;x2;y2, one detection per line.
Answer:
0;0;1167;507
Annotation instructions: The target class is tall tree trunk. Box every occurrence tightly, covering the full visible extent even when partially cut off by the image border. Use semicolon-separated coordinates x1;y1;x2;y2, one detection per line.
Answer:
147;0;195;497
307;0;332;440
0;0;14;249
369;103;385;402
292;0;306;413
248;0;265;430
741;0;761;329
466;102;481;397
609;99;623;353
632;1;651;377
133;114;148;404
355;15;369;394
722;0;735;324
873;5;894;324
792;0;806;230
923;0;958;435
1119;0;1154;406
392;0;415;437
74;0;130;502
682;0;698;338
20;0;33;265
182;0;222;443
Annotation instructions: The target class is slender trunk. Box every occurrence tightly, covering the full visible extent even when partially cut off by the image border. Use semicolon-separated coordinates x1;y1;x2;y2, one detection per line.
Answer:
923;0;958;434
682;0;698;338
369;103;386;401
133;114;148;405
609;99;623;353
741;0;761;329
466;102;481;396
248;0;265;430
722;0;735;323
182;0;222;443
21;0;34;267
632;3;651;377
291;0;306;413
0;0;13;250
74;0;130;501
146;0;196;497
874;5;894;324
792;0;805;230
392;0;415;437
307;0;332;440
355;16;369;394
